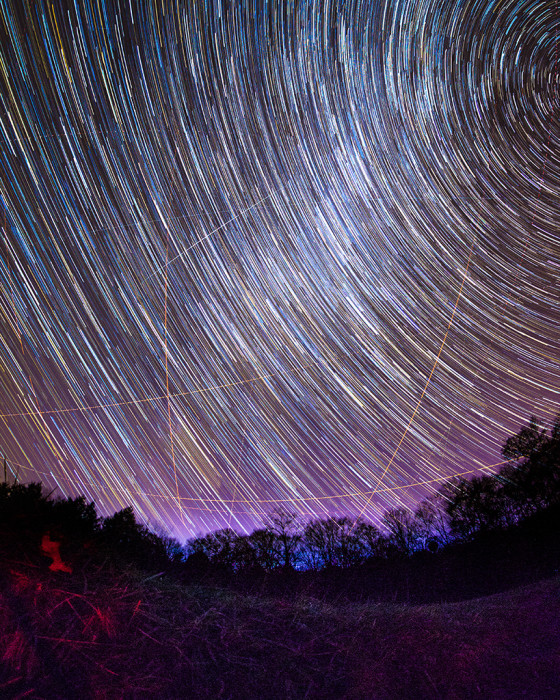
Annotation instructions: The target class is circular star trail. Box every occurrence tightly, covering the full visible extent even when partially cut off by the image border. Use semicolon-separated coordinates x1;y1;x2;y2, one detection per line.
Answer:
0;0;559;538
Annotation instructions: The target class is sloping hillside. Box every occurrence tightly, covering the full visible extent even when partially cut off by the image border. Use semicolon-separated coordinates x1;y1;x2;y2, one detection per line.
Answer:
1;559;558;699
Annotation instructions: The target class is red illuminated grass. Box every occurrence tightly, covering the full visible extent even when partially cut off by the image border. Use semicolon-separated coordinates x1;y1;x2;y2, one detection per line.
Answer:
1;559;558;699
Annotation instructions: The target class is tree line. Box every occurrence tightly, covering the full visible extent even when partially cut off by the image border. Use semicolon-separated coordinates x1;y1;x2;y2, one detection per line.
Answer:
1;413;558;574
184;413;560;571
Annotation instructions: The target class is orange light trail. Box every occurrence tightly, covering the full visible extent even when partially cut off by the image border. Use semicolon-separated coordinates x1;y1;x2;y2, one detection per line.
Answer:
352;234;476;527
4;454;513;515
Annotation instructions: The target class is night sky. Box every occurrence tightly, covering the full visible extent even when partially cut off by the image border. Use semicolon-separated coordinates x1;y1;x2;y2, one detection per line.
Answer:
0;0;558;540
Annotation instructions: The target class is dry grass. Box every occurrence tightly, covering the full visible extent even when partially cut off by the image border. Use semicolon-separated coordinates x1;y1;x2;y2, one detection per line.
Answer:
1;558;559;699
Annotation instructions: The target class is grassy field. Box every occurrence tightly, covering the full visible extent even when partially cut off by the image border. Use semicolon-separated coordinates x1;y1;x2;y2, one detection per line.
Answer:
1;559;559;699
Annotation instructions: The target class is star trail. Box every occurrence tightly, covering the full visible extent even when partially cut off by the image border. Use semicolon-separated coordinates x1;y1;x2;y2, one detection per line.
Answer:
0;0;559;539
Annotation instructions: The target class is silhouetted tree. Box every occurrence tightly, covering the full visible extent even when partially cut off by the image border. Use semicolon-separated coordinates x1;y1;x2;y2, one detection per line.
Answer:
499;414;560;514
443;475;512;540
302;516;371;569
414;494;452;547
550;413;560;441
266;509;301;569
229;534;259;571
0;481;48;524
101;507;142;545
382;507;422;554
302;517;342;569
51;496;99;539
501;416;548;461
186;528;256;572
247;528;281;570
0;482;53;557
99;506;166;565
353;520;389;559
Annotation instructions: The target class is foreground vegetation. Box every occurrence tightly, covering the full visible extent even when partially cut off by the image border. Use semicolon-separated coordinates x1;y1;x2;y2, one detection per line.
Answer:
1;558;559;698
0;413;559;697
